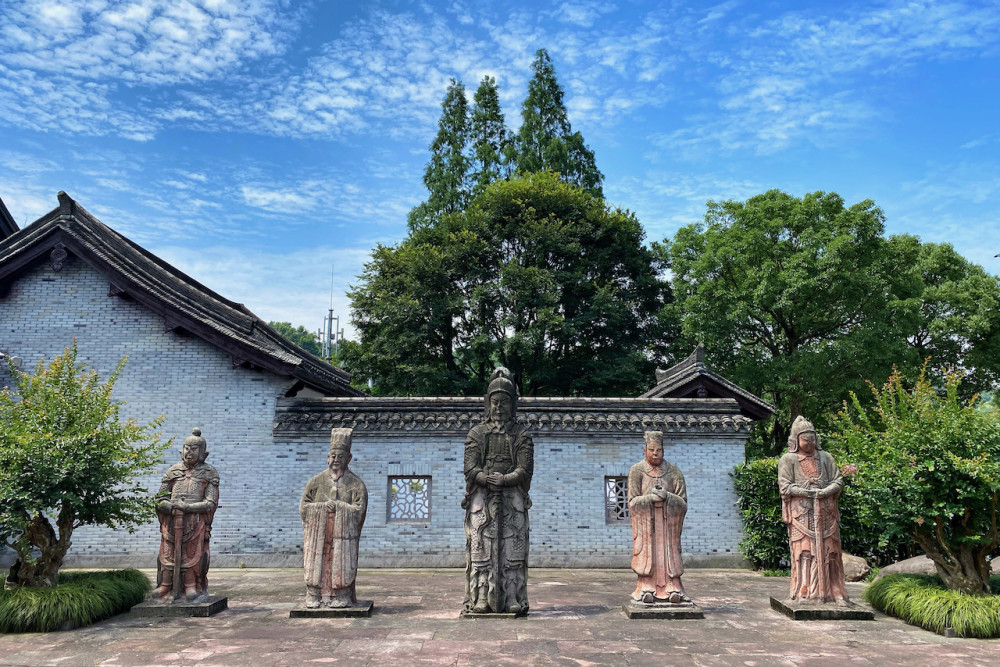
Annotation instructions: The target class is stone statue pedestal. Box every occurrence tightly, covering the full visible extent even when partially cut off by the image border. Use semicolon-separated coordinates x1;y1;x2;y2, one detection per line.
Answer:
623;600;704;619
459;610;527;619
289;600;374;618
132;596;228;618
769;597;874;621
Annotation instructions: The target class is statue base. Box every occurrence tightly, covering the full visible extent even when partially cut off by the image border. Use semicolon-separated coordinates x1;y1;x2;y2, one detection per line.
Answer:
769;597;874;621
623;600;704;619
289;600;374;618
132;596;228;617
460;610;528;619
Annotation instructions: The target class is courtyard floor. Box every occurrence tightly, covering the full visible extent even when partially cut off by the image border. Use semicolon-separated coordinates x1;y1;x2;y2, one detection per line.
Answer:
1;568;997;666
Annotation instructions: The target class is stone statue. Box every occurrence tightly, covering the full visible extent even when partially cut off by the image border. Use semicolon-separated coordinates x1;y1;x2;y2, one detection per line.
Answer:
779;416;850;606
153;428;219;603
628;431;690;604
300;427;368;609
462;367;534;616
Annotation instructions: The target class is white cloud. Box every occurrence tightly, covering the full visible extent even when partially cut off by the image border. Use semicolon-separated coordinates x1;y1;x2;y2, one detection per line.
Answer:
153;244;374;339
661;0;1000;154
0;0;293;84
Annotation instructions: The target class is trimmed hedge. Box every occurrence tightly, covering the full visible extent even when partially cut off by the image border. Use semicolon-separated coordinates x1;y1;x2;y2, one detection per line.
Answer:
865;574;1000;638
731;458;785;569
732;458;917;569
0;569;149;633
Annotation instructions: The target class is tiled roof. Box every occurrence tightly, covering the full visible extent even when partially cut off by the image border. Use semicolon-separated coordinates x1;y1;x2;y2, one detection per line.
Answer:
0;192;362;397
274;395;756;434
640;345;775;420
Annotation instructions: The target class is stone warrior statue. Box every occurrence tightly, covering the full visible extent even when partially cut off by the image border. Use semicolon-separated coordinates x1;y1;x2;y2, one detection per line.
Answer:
462;367;534;615
779;416;850;606
628;431;691;604
154;428;219;603
300;427;368;609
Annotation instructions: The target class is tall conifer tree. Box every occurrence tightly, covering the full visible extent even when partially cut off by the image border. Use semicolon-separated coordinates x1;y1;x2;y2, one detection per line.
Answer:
409;78;470;230
516;49;603;197
469;76;512;198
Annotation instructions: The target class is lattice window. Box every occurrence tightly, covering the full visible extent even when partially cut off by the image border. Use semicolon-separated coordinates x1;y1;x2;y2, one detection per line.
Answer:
387;476;431;522
605;476;630;523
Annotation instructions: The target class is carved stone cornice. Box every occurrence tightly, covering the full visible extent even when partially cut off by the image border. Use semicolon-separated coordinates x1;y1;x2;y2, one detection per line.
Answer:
273;396;754;436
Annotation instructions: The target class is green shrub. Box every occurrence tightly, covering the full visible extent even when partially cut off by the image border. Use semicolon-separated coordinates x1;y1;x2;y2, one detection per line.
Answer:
829;366;1000;594
733;457;915;570
0;569;149;633
731;458;785;569
761;569;790;577
865;574;1000;638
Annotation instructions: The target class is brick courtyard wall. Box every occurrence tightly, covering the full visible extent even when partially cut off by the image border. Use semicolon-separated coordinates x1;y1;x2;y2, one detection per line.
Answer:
1;256;752;569
0;256;294;567
274;397;752;568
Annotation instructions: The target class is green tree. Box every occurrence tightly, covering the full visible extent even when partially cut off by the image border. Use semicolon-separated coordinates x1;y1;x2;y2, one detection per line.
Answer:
662;189;921;453
905;242;1000;394
349;172;669;396
828;366;1000;595
268;321;321;357
409;78;470;230
0;344;168;588
516;49;603;197
469;75;513;198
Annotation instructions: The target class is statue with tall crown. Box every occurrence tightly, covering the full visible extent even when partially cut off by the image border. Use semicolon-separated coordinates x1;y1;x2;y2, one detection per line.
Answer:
299;427;368;611
462;367;534;616
153;428;219;603
778;416;851;607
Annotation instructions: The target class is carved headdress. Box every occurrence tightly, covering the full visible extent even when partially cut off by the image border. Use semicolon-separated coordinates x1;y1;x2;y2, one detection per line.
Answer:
183;428;209;462
787;416;821;452
484;366;517;419
329;427;353;452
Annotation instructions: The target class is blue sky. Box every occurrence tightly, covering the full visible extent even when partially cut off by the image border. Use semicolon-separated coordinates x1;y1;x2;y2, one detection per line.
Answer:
2;0;998;339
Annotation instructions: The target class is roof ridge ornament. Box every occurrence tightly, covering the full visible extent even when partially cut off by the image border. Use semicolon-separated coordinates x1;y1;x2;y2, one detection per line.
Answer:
57;191;76;219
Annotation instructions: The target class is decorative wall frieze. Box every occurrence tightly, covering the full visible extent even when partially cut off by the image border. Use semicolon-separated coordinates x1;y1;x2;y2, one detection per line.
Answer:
273;396;754;436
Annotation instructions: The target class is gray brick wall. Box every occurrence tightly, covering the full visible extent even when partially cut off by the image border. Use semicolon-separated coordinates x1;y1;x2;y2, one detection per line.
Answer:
1;256;749;569
0;256;293;563
274;430;746;568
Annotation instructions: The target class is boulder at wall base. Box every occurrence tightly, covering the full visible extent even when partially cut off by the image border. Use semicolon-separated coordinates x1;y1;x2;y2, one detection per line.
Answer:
875;554;1000;581
842;553;871;582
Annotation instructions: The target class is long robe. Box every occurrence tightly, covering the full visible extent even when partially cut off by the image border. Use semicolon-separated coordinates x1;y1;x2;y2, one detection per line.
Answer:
300;468;368;601
778;450;847;602
154;462;219;599
462;421;533;613
628;460;687;600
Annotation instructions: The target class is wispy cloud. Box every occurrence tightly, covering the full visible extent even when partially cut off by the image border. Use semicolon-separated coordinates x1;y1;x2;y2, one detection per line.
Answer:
659;0;1000;154
605;171;763;240
154;244;374;337
0;0;296;139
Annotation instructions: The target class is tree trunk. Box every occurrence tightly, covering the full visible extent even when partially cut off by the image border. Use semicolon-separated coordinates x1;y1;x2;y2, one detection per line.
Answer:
915;531;992;596
11;509;75;589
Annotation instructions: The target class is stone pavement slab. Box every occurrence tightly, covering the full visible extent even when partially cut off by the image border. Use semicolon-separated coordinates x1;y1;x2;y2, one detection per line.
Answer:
0;568;997;666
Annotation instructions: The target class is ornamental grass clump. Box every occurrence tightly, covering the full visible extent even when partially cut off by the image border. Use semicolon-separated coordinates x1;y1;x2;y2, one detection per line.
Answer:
0;569;149;633
865;574;1000;638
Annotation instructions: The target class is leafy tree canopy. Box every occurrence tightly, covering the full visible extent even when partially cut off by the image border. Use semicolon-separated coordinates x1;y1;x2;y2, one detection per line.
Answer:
828;366;1000;595
662;189;921;452
0;343;168;588
408;48;602;231
515;49;603;196
346;172;671;396
269;321;321;357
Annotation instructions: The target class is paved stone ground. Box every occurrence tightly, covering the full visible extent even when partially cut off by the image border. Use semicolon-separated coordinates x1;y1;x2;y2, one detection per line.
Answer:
1;568;997;666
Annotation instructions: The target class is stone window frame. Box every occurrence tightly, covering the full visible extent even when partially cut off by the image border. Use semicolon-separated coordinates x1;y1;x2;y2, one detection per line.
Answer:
387;475;432;523
604;475;630;524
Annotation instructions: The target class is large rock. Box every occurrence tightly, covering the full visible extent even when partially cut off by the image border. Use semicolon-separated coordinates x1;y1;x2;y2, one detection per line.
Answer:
842;553;871;582
875;555;1000;580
